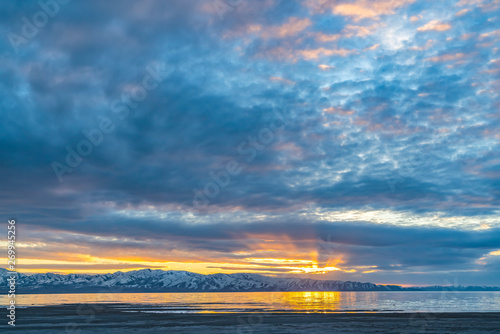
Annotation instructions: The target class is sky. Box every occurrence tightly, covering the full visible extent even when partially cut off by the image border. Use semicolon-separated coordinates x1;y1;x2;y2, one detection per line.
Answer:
0;0;499;286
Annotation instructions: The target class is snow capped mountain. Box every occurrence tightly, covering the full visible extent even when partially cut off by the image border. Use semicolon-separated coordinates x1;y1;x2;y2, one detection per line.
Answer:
0;268;401;293
2;268;498;293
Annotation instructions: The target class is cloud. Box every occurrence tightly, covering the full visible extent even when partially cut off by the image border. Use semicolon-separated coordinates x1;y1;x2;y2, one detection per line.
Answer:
15;214;500;282
323;106;355;115
314;32;341;42
262;17;312;39
298;47;353;59
343;23;382;37
1;0;499;285
318;64;335;70
270;76;296;85
425;53;467;62
479;29;500;39
417;20;452;32
456;8;471;16
306;0;416;21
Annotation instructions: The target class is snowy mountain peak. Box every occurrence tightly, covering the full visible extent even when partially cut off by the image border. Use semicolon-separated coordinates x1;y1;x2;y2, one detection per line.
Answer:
2;269;498;293
0;268;397;293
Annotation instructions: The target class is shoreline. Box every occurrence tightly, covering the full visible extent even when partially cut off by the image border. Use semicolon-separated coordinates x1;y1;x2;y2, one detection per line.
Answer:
3;304;500;333
10;289;500;295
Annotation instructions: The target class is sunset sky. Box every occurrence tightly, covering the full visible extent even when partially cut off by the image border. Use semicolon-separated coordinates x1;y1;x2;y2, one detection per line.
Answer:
1;0;500;286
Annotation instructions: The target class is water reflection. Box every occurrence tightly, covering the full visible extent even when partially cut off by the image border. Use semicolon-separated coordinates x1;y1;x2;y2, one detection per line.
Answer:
3;291;500;313
277;291;341;311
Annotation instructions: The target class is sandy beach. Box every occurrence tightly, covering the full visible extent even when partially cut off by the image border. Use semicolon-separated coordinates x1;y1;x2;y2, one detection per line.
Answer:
3;304;500;333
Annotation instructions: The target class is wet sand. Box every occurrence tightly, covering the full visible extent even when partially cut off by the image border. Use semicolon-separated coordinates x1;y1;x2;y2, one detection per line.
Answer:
4;304;500;333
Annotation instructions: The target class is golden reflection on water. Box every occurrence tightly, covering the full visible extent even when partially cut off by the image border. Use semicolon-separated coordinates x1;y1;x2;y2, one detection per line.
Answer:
4;291;500;313
7;291;353;312
277;291;342;311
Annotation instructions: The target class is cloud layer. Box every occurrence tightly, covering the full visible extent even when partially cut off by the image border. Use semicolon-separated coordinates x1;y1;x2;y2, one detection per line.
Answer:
0;0;499;285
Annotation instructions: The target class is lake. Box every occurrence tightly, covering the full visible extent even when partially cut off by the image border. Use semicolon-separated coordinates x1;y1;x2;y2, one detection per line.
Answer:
4;291;500;313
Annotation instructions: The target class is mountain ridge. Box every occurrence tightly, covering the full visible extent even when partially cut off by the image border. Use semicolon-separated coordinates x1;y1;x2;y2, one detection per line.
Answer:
2;268;499;293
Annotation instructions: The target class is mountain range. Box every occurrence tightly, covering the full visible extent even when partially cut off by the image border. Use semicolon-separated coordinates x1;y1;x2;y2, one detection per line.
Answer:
2;268;499;293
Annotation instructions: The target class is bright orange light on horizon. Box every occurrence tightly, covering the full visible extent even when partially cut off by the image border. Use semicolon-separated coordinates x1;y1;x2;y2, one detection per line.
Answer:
4;236;350;277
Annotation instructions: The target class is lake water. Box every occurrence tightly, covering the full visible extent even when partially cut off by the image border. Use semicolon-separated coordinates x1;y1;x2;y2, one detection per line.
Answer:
3;291;500;313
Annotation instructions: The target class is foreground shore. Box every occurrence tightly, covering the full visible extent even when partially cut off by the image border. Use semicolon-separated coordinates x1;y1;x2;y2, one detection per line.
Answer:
4;304;500;333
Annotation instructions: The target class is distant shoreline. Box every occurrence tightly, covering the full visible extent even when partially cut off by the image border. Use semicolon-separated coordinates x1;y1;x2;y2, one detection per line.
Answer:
4;305;500;334
11;289;500;295
3;268;500;294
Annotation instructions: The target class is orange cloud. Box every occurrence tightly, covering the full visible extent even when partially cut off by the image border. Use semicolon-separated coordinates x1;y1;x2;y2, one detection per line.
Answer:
343;23;382;37
417;20;452;32
333;4;380;20
409;39;434;51
364;44;380;51
270;76;296;85
461;33;475;40
318;64;335;70
305;0;416;21
480;29;500;39
426;53;466;62
261;17;312;39
314;32;341;42
410;15;422;22
456;0;484;6
223;17;311;40
323;106;355;115
456;0;500;12
15;236;348;276
299;47;353;60
479;0;500;11
456;8;471;16
335;0;416;21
